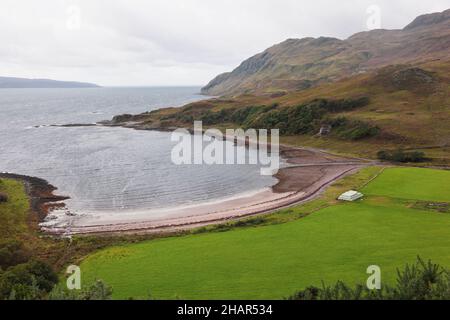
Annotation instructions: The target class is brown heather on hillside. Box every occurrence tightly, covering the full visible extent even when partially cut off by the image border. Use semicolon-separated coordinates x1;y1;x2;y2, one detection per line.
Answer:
202;9;450;96
106;58;450;163
106;10;450;164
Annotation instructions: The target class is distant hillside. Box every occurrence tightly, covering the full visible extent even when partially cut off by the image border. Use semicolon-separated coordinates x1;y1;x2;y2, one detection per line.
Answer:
108;57;450;164
202;9;450;96
0;77;100;88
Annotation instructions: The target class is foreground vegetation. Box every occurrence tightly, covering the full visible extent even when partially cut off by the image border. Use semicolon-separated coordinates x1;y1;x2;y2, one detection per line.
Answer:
288;257;450;300
79;167;450;299
0;179;57;299
0;179;29;241
2;167;450;300
0;177;176;299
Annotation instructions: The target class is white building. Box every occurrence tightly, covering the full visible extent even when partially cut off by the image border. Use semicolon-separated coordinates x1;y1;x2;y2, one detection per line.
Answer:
338;190;364;202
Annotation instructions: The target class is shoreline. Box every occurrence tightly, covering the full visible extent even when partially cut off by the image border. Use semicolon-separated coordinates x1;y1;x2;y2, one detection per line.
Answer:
38;140;368;235
0;172;69;223
48;165;363;236
7;122;372;237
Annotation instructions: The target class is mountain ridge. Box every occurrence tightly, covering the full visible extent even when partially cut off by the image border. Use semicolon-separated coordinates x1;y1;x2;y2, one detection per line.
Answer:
404;8;450;30
202;9;450;96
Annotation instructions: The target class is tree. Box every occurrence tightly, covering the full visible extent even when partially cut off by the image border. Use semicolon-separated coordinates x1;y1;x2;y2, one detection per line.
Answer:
0;240;31;270
377;149;427;163
0;260;58;300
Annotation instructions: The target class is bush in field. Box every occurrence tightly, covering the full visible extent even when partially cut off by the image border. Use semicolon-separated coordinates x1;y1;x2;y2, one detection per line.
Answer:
230;106;267;125
248;102;325;135
287;257;450;300
285;103;325;134
0;260;58;300
377;149;427;163
0;192;8;203
48;280;113;300
310;97;370;113
334;120;380;140
325;116;379;140
0;241;30;270
174;113;194;123
200;109;232;125
245;98;372;137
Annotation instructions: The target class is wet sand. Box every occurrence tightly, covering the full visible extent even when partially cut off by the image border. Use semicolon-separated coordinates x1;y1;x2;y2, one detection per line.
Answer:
40;146;368;236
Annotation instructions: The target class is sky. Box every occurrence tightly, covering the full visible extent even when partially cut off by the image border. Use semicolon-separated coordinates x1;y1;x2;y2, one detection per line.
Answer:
0;0;448;86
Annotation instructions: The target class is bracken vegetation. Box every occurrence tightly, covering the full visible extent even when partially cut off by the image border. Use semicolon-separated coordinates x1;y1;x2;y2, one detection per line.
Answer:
48;280;113;300
287;257;450;300
0;260;58;300
377;149;427;163
171;97;378;141
0;177;165;300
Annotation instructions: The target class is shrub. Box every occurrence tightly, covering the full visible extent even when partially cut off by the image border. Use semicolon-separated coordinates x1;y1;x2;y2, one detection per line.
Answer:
48;280;113;300
377;149;427;163
174;113;194;123
0;260;58;300
112;114;134;123
0;192;8;203
287;257;450;300
0;241;30;270
285;103;325;134
377;150;390;160
335;120;380;140
328;116;348;128
230;106;267;125
233;217;267;228
248;102;326;135
200;109;231;125
172;97;372;138
248;109;289;132
319;96;370;113
247;98;371;136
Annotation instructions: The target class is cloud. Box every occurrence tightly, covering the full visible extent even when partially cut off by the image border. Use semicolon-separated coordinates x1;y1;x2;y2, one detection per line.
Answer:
0;0;448;86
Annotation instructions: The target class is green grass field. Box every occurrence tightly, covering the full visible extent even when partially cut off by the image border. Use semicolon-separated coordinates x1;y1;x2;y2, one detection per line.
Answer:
0;178;30;241
362;167;450;202
80;167;450;299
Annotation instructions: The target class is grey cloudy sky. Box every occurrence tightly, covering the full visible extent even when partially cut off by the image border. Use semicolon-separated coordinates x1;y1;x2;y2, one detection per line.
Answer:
0;0;448;86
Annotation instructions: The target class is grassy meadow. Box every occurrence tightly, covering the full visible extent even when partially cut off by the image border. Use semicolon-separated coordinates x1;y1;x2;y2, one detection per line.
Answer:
79;167;450;299
362;167;450;202
0;178;30;241
0;177;159;271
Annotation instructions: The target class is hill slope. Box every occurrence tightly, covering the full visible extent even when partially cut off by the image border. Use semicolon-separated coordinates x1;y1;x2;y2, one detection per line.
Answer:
107;58;450;163
202;9;450;96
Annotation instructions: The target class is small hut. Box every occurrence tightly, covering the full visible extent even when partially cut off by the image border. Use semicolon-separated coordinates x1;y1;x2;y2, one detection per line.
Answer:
338;190;364;202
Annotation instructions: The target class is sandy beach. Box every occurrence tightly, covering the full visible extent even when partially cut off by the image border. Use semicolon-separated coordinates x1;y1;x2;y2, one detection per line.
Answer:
38;145;368;236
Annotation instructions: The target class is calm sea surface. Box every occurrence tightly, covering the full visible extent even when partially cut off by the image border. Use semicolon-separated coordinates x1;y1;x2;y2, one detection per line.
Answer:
0;87;276;219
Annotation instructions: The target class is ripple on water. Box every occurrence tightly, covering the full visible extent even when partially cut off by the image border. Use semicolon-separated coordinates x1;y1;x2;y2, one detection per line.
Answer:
0;87;277;222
